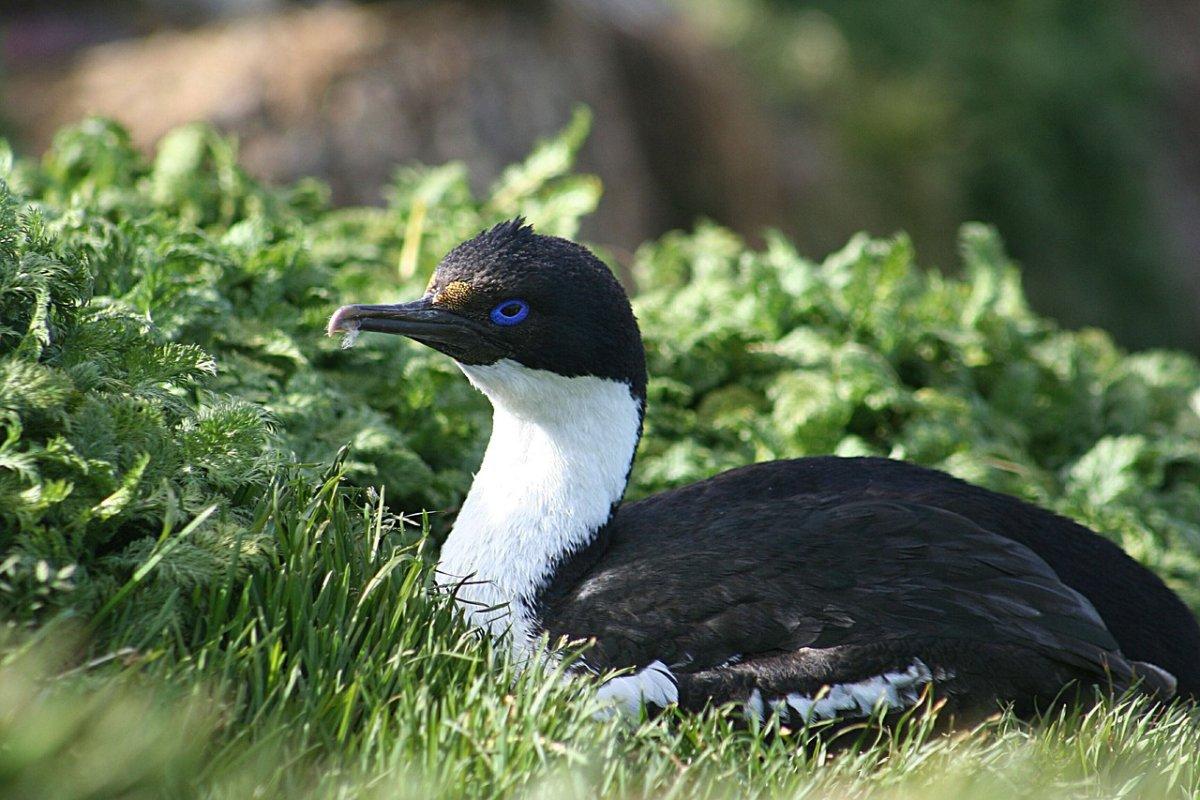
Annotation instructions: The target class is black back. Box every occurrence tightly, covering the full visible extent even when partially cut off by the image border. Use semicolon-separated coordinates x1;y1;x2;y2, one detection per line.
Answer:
540;456;1200;699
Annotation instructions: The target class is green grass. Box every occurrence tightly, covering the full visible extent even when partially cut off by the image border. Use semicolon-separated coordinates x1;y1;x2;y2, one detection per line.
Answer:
3;114;1200;798
3;464;1199;799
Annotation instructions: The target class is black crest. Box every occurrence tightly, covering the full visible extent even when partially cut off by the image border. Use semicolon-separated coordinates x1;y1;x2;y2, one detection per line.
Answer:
478;217;538;255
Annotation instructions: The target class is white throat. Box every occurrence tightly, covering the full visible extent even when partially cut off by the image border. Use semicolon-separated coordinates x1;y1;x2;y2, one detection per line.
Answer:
437;359;642;652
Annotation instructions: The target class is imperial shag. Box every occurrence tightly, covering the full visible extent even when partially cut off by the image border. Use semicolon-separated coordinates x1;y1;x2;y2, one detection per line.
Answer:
329;220;1197;723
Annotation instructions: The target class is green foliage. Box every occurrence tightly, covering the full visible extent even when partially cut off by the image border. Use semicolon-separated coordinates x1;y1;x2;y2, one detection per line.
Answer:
683;0;1194;349
1;113;1199;797
630;223;1200;606
0;110;599;625
0;176;276;624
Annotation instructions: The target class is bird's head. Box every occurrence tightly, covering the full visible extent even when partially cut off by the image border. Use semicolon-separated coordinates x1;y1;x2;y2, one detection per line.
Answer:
328;219;647;413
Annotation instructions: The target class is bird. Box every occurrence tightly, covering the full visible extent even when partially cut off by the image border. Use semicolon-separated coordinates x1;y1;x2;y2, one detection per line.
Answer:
328;219;1198;724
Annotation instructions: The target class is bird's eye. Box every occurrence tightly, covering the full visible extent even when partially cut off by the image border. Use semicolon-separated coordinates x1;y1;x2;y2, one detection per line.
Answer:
489;299;530;326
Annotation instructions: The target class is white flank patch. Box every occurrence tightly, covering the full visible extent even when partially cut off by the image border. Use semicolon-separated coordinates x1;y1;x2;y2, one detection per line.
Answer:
745;688;765;720
595;661;679;718
748;659;933;723
437;359;642;655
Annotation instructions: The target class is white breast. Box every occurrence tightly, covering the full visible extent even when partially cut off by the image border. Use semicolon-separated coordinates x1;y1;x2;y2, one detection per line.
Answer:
437;359;642;655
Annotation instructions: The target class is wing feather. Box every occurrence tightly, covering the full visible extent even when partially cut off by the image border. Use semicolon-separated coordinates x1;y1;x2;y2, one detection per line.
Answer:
542;499;1139;704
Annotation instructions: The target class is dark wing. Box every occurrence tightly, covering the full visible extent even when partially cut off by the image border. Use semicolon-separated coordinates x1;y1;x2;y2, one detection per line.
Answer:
541;499;1150;713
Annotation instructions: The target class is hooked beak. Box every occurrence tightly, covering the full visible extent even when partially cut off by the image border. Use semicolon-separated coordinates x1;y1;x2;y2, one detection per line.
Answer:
327;297;491;360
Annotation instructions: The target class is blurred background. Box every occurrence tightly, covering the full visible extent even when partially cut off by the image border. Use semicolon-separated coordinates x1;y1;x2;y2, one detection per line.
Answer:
3;0;1198;352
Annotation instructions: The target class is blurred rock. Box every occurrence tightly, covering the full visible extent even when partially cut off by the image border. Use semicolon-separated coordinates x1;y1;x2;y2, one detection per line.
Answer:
4;0;784;256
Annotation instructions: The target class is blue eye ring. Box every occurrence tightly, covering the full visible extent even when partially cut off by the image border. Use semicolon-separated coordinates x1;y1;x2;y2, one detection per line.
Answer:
489;299;530;326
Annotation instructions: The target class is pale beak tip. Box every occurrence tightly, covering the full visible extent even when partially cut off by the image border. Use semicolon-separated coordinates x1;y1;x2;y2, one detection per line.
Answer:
327;306;363;348
326;306;353;338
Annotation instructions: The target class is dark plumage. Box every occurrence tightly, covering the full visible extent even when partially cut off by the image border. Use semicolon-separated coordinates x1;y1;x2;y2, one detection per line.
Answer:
330;220;1199;723
540;458;1195;716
